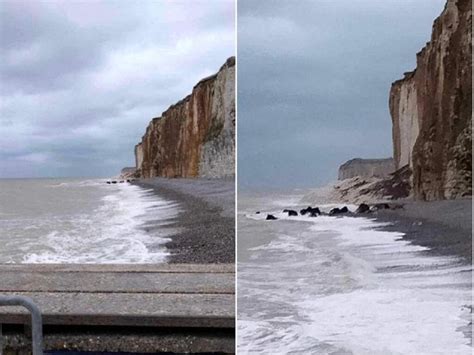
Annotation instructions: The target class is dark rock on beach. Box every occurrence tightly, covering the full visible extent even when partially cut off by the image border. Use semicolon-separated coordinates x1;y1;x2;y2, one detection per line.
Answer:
300;206;321;216
300;208;309;215
329;206;349;215
266;214;278;220
283;209;298;216
356;203;370;213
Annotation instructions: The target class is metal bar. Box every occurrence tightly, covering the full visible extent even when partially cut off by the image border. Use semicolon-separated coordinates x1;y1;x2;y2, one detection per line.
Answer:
0;295;43;355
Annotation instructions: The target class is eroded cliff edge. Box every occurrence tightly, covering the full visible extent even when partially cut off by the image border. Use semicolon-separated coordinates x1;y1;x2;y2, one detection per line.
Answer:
389;0;472;200
338;158;394;180
135;57;235;179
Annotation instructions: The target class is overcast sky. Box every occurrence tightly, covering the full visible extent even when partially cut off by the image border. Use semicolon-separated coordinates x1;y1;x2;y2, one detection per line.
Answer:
0;0;234;178
238;0;445;190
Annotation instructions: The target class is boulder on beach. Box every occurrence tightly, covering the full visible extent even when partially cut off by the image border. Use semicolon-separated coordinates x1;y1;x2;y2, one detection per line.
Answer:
329;206;349;215
309;207;321;217
283;209;298;216
300;206;320;216
266;214;278;220
356;203;370;213
329;208;340;215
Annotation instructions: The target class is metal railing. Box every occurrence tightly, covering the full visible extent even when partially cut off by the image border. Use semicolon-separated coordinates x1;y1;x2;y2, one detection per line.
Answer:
0;295;43;355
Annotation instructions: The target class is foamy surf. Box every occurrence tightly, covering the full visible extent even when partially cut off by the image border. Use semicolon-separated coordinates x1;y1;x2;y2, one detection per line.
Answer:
0;179;180;264
238;196;472;354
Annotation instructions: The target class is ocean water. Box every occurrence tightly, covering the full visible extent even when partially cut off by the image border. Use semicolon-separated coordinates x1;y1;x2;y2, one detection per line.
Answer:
237;192;472;354
0;178;180;263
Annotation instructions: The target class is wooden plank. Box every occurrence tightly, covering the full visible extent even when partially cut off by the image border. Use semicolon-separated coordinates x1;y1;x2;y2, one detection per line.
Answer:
0;271;234;294
0;292;235;328
0;263;235;273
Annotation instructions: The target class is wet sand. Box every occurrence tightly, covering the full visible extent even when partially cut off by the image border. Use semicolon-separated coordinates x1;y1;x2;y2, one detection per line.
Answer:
371;198;472;263
237;193;473;353
134;178;235;264
368;198;472;343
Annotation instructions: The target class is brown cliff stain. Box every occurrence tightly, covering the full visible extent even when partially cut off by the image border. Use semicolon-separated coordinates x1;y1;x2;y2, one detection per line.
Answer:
389;0;472;200
135;57;235;179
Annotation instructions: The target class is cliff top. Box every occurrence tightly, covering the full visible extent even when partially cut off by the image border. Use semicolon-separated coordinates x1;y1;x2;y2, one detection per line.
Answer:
391;0;471;88
139;57;235;138
339;157;394;168
194;56;235;89
391;70;417;87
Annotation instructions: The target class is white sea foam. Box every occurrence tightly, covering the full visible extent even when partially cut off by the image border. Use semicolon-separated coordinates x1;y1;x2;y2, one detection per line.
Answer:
238;199;472;354
18;182;180;263
48;179;105;188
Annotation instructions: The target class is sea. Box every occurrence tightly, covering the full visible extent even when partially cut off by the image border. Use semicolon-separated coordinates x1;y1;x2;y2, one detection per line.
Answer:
237;190;472;354
0;178;180;263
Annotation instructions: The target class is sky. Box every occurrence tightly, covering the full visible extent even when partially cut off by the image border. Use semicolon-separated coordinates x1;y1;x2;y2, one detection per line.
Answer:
238;0;446;190
0;0;235;178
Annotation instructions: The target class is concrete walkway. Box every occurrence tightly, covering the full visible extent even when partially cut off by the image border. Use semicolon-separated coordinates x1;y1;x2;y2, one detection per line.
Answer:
0;263;235;353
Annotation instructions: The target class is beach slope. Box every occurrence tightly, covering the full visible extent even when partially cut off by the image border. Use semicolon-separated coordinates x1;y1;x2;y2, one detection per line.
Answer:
134;178;235;264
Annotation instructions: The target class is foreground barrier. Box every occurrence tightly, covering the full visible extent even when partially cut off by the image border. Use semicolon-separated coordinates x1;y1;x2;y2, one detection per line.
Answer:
0;295;43;355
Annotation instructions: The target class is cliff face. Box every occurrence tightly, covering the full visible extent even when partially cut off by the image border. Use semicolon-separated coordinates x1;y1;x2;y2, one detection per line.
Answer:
389;0;472;200
389;72;419;169
338;158;395;180
135;57;235;179
119;167;137;179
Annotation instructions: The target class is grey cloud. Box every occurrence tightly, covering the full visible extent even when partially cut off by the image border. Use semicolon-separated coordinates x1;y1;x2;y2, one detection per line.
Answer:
238;0;445;189
0;0;234;178
1;3;125;93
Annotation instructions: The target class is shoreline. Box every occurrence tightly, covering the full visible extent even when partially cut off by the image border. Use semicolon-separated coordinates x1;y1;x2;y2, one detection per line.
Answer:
237;193;472;352
366;199;472;264
133;177;235;264
301;185;472;263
